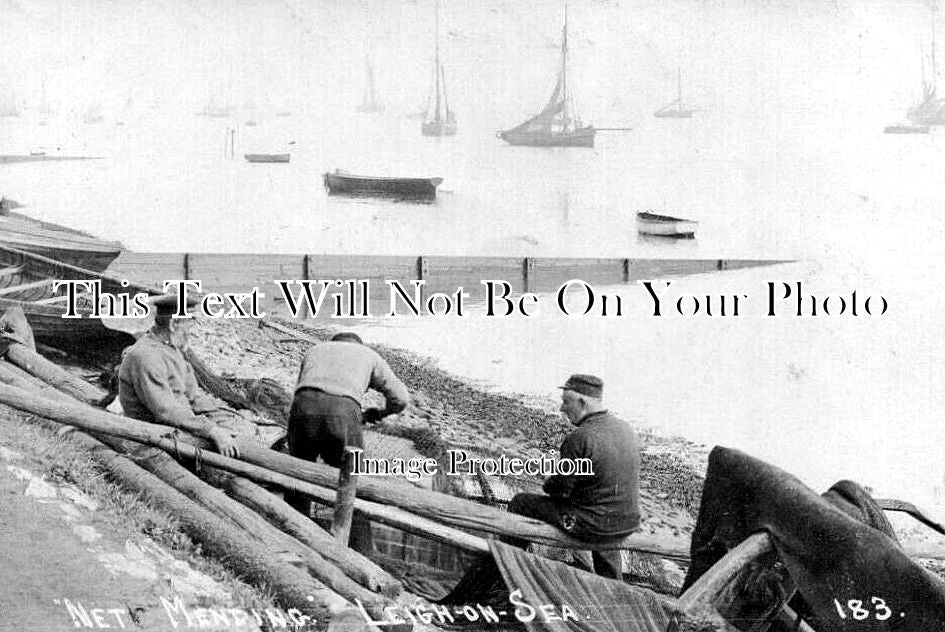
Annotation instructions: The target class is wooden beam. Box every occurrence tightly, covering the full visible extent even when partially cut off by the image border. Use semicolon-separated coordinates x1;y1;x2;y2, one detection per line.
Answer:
332;446;358;544
677;533;775;612
220;474;402;598
34;292;81;305
52;428;343;625
3;342;108;406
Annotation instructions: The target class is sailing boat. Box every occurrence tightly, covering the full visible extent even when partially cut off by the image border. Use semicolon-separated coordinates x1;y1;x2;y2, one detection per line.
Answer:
908;10;945;126
497;8;595;147
358;54;384;113
654;68;694;119
421;0;457;136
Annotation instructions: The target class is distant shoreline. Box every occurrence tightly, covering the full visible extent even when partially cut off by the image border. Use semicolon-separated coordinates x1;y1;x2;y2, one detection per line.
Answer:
0;155;103;164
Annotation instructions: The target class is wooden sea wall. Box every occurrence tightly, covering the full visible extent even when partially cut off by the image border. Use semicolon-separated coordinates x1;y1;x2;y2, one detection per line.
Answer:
107;252;790;315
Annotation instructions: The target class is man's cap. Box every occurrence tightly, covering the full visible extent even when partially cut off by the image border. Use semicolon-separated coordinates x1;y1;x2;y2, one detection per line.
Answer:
331;332;363;344
149;293;199;317
558;374;604;398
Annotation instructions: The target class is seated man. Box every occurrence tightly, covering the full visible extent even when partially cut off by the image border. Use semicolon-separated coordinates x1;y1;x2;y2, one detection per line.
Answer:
118;294;239;458
507;374;640;579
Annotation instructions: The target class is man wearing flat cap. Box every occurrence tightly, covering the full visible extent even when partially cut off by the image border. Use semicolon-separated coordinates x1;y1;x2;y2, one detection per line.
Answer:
507;373;640;579
118;294;239;458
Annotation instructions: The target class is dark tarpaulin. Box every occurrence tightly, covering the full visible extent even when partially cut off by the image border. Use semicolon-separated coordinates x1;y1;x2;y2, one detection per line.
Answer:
683;446;945;631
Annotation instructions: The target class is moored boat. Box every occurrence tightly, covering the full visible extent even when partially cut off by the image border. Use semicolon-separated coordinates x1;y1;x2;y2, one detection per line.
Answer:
883;124;930;134
636;211;698;238
497;9;596;148
358;54;385;113
421;0;458;137
323;170;443;200
244;153;291;163
0;209;124;271
654;68;695;119
0;243;158;352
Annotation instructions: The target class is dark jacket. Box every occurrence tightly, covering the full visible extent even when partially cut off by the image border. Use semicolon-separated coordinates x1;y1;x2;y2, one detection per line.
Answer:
543;410;641;537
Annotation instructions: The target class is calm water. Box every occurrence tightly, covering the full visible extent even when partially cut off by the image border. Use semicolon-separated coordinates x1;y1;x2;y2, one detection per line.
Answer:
0;0;943;508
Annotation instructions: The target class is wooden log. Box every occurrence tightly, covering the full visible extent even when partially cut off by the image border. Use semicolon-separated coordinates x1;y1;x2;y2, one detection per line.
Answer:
49;427;345;629
0;359;84;406
677;534;775;613
3;381;943;566
332;446;358;544
2;341;107;405
220;474;402;598
121;450;400;624
0;379;491;554
877;498;945;536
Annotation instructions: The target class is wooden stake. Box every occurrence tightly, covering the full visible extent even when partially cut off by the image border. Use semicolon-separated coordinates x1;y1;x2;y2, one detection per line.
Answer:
332;446;358;544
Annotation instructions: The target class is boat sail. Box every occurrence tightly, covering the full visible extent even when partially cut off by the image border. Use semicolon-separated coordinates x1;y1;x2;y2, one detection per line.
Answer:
654;68;694;119
908;11;945;126
421;0;457;136
497;8;595;147
358;54;384;113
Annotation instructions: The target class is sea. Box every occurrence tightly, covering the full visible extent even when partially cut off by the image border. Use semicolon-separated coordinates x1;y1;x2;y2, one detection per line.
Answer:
0;0;943;511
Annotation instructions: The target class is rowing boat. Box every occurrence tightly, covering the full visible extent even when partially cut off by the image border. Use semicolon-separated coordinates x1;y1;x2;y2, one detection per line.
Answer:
636;211;699;239
244;153;291;163
0;208;124;271
323;170;443;200
0;244;158;352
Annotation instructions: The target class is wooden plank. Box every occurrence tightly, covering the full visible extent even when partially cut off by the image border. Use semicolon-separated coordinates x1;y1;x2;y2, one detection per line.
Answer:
0;265;24;279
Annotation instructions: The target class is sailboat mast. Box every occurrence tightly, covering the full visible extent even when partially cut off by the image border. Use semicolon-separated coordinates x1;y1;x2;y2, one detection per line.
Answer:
677;67;682;110
562;4;570;122
933;8;939;93
434;0;442;120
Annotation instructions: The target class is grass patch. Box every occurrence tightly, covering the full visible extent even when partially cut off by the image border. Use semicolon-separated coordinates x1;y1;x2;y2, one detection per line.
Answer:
0;405;281;613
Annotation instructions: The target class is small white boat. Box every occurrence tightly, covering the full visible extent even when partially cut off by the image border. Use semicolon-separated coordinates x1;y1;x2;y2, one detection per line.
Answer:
636;211;698;238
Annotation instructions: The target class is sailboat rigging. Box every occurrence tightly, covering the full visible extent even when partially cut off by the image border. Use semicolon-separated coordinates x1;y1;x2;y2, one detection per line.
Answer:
422;0;457;136
358;53;384;113
497;7;595;147
654;68;694;119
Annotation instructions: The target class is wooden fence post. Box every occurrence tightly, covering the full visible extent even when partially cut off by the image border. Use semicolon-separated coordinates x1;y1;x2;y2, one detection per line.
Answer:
332;446;358;545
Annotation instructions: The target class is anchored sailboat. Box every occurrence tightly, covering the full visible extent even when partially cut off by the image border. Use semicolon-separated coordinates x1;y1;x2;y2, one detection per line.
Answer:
421;1;457;136
497;8;595;147
908;10;945;126
358;54;384;113
654;68;694;119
